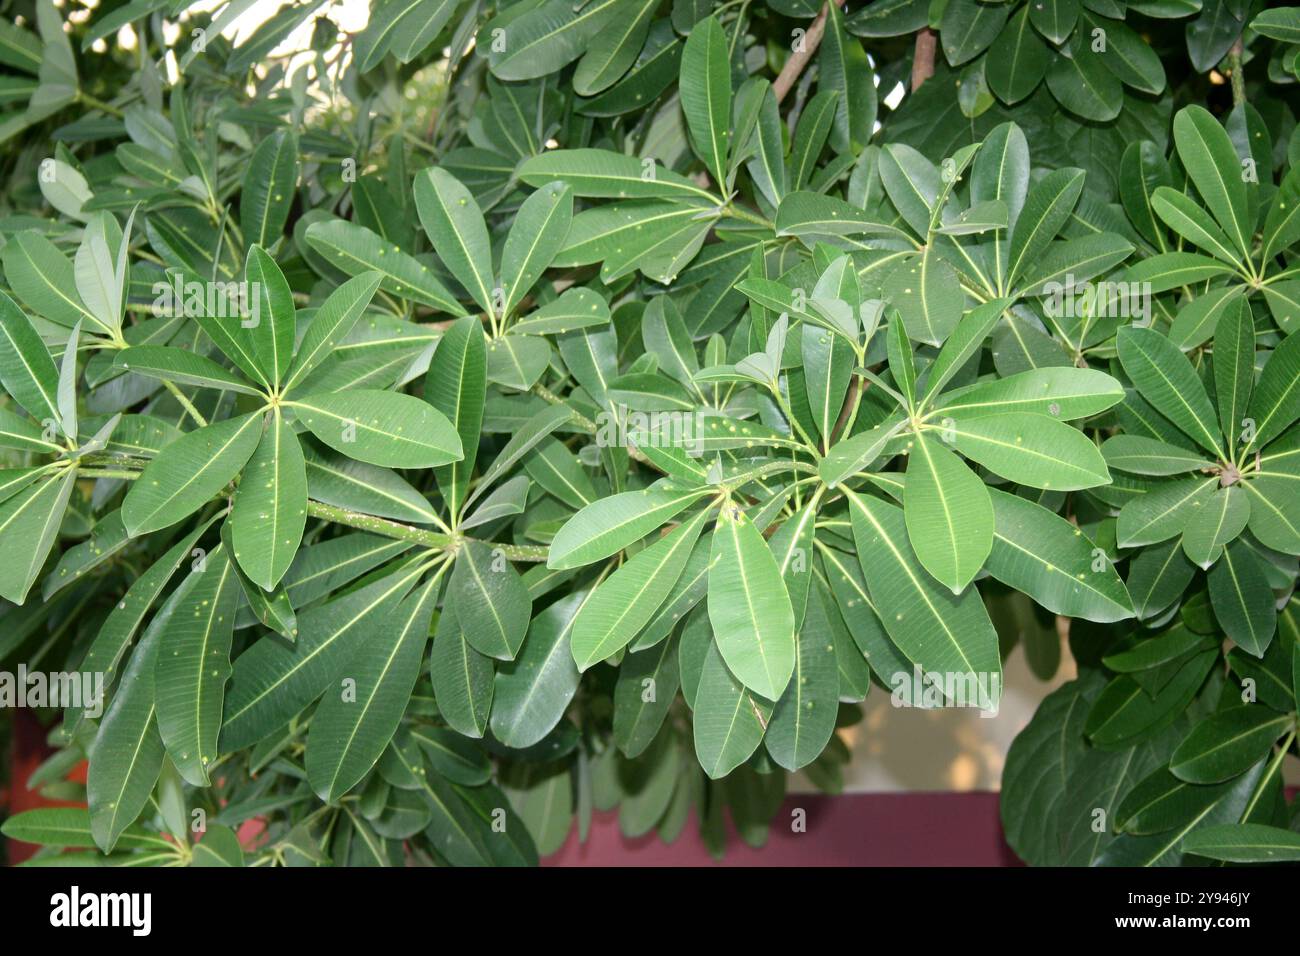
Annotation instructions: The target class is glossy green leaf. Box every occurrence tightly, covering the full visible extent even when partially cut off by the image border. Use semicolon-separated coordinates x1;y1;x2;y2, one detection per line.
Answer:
290;390;462;468
154;545;240;786
572;507;708;669
306;572;439;801
708;503;796;701
448;539;532;660
905;432;992;593
122;413;262;536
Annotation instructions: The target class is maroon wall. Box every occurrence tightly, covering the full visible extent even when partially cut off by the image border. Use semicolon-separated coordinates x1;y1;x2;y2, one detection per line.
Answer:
545;792;1022;866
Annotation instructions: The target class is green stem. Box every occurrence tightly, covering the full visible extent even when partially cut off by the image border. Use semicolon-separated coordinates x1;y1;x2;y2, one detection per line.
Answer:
304;501;548;562
163;380;209;428
78;92;124;118
1228;38;1246;108
722;204;774;230
72;457;549;562
533;382;597;431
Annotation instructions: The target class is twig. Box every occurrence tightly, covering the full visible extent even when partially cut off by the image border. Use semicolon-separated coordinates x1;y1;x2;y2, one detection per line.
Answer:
773;0;847;104
1228;37;1246;108
912;27;936;92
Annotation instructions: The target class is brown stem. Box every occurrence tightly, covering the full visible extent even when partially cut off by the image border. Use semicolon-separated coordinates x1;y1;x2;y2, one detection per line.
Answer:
773;0;847;104
827;378;863;447
912;27;936;92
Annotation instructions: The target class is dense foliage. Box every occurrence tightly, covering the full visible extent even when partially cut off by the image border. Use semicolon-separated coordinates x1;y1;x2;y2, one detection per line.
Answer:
0;0;1298;866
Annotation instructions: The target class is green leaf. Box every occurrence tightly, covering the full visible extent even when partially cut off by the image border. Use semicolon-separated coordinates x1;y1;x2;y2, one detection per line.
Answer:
1182;823;1300;863
1173;105;1252;260
525;437;596;508
904;432;993;593
947;413;1111;490
466;403;573;510
1181;484;1248;569
304;443;437;525
487;0;620;81
114;346;262;396
846;490;1001;708
1126;251;1237;293
0;289;60;427
1116;476;1218;547
518;149;716;204
306;572;439;801
244;245;295;390
986;489;1134;623
229;409;307;591
448;539;531;660
1169;705;1293;784
1029;0;1078;44
1207;539;1277;657
290;390;462;468
745;82;786;207
819;1;875;154
776;190;896;239
985;6;1048;104
1084;650;1217;749
889;322;923;412
283;272;382;395
1245;327;1300;452
572;0;658;96
491;588;587;748
221;563;426;752
154;545;240;786
1;808;170;852
1;231;104;333
692;636;772;779
708;503;797;701
122;413;262;536
1213;299;1254;452
87;610;165;853
1151;186;1242;266
1101;435;1213;475
304;219;467;316
769;500;817;627
414;167;496;317
1116;326;1223;457
1000;675;1100;865
801;321;854;444
572;507;708;669
819;415;906;487
74;214;123;338
66;516;221;729
430;604;494;738
936;367;1124;420
613;635;680;758
765;606;838;771
241;129;299;250
1006;168;1084;287
510;287;611;336
425;315;486;520
500;181;573;318
679;16;730;187
548;486;712;569
1045;39;1121;121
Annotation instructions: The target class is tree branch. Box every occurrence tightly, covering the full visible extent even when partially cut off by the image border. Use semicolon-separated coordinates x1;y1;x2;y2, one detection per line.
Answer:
912;27;936;92
773;0;847;103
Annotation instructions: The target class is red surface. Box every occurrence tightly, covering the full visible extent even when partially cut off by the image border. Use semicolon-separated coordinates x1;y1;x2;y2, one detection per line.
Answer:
5;709;88;864
544;792;1023;866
